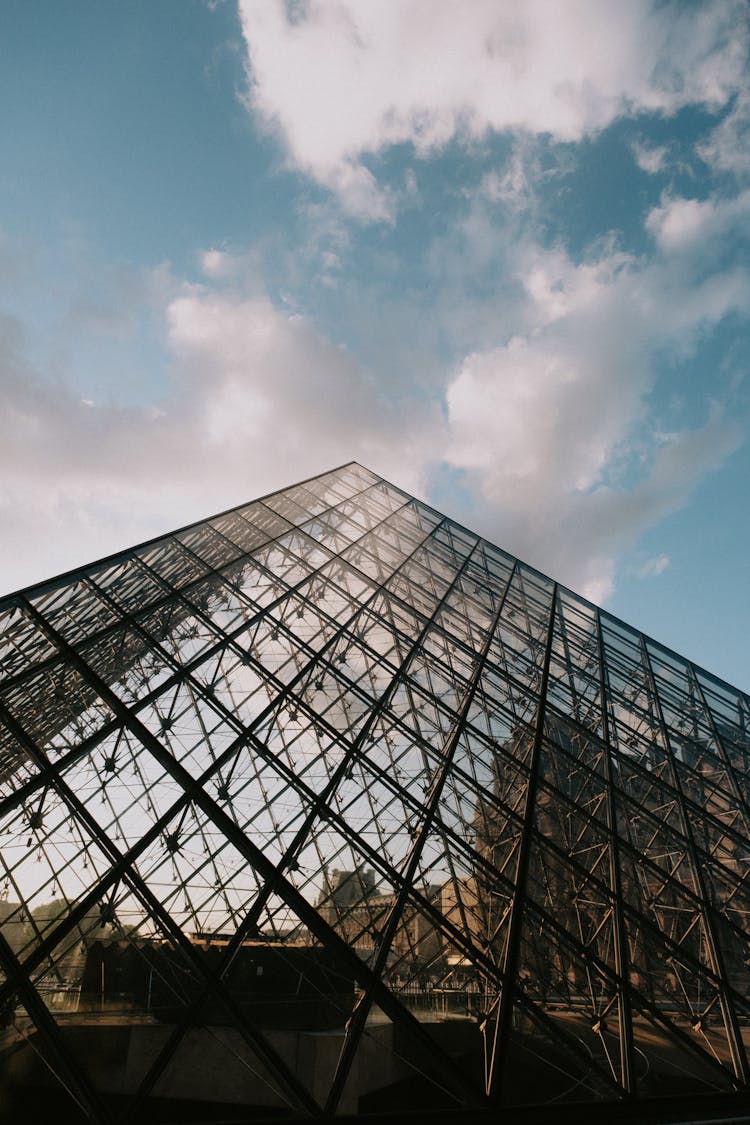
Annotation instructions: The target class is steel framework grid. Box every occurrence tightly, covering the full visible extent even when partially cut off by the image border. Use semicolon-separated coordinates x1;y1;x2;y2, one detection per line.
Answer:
0;461;749;1123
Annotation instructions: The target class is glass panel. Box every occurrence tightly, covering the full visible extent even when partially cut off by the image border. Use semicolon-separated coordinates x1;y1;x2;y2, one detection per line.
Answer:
1;465;749;1115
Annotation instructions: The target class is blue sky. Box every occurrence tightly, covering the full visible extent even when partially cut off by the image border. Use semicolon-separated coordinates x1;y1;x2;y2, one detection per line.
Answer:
1;0;749;689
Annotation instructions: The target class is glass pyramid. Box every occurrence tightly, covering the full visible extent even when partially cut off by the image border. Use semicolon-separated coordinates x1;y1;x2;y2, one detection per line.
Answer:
1;461;750;1123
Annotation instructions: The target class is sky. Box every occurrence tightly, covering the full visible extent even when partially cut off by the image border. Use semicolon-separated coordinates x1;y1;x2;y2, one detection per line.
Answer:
0;0;749;689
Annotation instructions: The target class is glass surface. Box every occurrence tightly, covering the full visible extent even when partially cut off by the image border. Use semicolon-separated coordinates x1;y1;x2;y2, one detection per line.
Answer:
1;462;749;1120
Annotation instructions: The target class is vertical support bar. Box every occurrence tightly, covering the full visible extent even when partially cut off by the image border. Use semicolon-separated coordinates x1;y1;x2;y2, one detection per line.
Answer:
595;609;635;1096
484;582;558;1100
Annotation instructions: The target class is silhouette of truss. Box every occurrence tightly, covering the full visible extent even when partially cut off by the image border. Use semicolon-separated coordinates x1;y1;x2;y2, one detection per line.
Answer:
1;461;750;1123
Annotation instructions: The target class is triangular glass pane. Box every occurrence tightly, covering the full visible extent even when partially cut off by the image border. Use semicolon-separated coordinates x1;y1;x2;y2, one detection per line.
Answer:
338;1004;480;1117
631;1006;737;1097
0;998;105;1121
500;1002;616;1106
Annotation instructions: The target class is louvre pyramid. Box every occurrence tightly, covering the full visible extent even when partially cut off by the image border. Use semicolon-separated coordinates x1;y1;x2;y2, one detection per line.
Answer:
1;461;750;1123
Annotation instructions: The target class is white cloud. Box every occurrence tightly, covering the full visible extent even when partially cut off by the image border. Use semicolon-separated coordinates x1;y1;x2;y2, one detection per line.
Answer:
165;289;436;473
698;91;750;179
200;248;233;279
440;219;747;599
631;140;669;175
445;244;645;505
1;158;748;609
646;189;750;254
477;138;573;215
634;553;670;578
0;283;438;593
451;405;741;604
239;0;748;215
2;195;747;605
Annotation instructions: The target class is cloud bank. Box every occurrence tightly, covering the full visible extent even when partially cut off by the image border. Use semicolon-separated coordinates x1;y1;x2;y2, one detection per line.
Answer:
0;280;436;592
2;182;745;602
239;0;748;215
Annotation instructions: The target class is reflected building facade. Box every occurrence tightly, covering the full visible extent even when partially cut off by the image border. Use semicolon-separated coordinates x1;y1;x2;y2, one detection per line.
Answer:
1;462;750;1122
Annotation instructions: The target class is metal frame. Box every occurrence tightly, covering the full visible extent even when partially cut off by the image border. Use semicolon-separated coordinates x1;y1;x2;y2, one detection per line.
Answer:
1;461;749;1122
